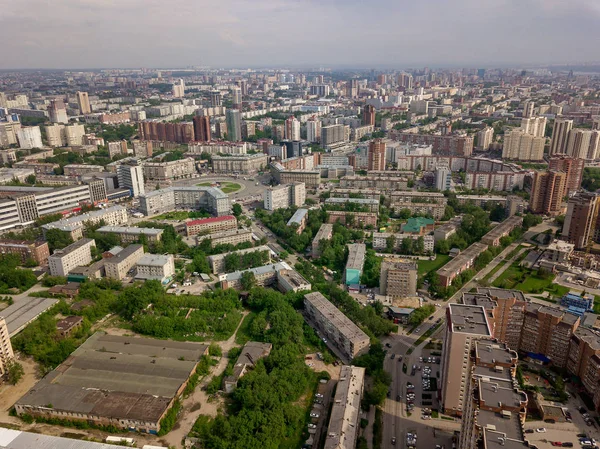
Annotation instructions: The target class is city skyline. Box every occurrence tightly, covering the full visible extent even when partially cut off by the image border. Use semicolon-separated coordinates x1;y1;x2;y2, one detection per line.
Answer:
2;0;600;69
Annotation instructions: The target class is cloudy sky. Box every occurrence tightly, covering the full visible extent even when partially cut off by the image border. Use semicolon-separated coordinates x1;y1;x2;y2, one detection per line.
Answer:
2;0;600;69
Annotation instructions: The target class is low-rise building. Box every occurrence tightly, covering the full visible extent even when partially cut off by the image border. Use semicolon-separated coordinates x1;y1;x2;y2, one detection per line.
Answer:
401;217;435;234
0;239;50;265
480;216;523;247
379;259;418;298
304;291;370;362
223;342;272;393
372;233;434;253
96;226;163;243
286;208;309;234
64;164;104;177
42;206;129;241
312;223;333;258
544;240;574;263
196;228;253;247
135;254;175;283
212;153;268;174
436;242;488;287
185;215;237;237
323;365;366;449
207;246;271;274
104;244;145;280
220;261;311;292
324;197;379;213
387;307;415;324
48;238;96;277
561;291;594;312
56;316;84;338
434;217;462;242
327;211;378;228
142;158;196;181
345;243;366;286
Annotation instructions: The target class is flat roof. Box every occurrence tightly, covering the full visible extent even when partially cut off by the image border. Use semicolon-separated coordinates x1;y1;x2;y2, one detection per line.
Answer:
448;303;491;336
324;197;379;205
224;261;291;282
104;244;143;264
287;208;309;226
482;216;523;241
475;341;517;366
0;428;124;449
186;215;236;226
574;327;600;350
48;238;94;259
208;245;270;262
97;226;163;236
477;409;524;442
346;243;366;272
477;287;526;302
42;206;126;232
137;254;172;267
1;297;59;337
197;228;252;242
16;332;208;423
462;293;497;310
479;378;526;410
437;242;488;277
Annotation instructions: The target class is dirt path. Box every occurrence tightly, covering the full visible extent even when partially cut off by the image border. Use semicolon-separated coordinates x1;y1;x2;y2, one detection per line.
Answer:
163;310;249;448
0;357;39;426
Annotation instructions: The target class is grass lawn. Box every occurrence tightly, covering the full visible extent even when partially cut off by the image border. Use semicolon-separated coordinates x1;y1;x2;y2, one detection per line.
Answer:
234;311;256;345
197;181;242;194
153;211;191;220
481;260;506;283
492;262;570;297
417;255;451;276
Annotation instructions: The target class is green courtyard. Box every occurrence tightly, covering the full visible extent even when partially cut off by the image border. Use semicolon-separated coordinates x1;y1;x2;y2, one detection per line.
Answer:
492;262;569;297
417;255;451;276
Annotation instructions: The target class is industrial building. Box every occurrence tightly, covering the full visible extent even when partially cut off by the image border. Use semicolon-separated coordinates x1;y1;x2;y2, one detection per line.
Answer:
15;333;208;434
303;292;370;362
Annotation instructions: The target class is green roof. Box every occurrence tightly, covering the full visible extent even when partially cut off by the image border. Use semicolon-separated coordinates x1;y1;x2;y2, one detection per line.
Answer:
402;217;435;233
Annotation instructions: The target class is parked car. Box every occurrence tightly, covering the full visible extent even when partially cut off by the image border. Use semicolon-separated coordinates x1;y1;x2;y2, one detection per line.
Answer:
536;428;546;433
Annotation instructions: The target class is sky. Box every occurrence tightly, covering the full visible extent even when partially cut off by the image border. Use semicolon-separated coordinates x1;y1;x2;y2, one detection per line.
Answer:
2;0;600;69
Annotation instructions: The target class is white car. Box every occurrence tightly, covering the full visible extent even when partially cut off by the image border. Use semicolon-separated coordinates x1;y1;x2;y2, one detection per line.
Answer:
535;428;546;433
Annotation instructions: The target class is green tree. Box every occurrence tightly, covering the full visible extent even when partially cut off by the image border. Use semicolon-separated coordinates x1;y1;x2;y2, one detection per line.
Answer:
45;229;74;252
6;360;24;385
232;203;243;217
386;235;396;253
25;174;36;185
240;271;256;291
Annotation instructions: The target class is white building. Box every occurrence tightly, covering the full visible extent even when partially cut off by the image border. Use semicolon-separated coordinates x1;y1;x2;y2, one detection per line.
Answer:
306;118;321;143
16;126;43;149
263;182;306;211
48;238;96;277
476;127;494;150
435;167;451;191
172;79;185;98
135;254;175;283
502;129;545;161
521;116;547;138
117;162;145;197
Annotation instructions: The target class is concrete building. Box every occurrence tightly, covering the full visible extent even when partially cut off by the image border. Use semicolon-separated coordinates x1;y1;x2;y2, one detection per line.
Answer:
48;238;96;277
49;99;68;124
277;169;320;188
477;127;494;150
345;243;366;286
306;117;321;143
220;261;311;292
226;109;242;142
97;226;163;244
549;118;573;155
324;197;380;213
480;216;523;247
502;129;545;161
135;254;175;283
321;124;348;149
139;186;230;217
368;139;386;171
435;166;451;191
521;116;547;138
212;153;268;174
64;124;85;146
16;126;43;149
104;244;145;280
372;233;434;253
287;208;309;234
142;158;196;181
530;170;567;216
567;328;600;410
117;161;145;197
391;133;474;157
548;155;584;196
340;176;409;191
379;259;418;298
207;246;271;274
107;141;128;158
324;365;366;449
304;292;370;362
223;342;272;393
76;91;91;114
434;217;462;242
441;304;492;416
14;332;208;434
285;116;301;141
263;182;306;211
437;242;488;287
63;164;104;177
42;206;128;241
196;228;253;247
0;239;50;265
327;211;378;228
566;129;600;160
185;215;237;236
562;191;600;249
311;224;333;258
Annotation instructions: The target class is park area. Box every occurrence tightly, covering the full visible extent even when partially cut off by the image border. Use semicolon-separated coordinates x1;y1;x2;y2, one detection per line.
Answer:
198;181;242;194
492;261;569;297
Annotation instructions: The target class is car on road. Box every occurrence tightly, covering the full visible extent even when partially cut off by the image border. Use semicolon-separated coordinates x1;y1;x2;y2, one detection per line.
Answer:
396;394;401;401
391;354;395;359
536;428;546;433
391;437;396;445
308;424;317;429
525;429;534;434
385;343;392;348
551;443;562;447
310;412;320;418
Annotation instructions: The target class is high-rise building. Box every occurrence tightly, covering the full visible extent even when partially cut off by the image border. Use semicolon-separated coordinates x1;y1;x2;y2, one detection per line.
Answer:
549;117;573;155
502;129;545;161
172;79;185;98
231;87;242;109
16;126;43;149
520;116;547;138
321;124;347;148
435;166;451;191
64;123;85;146
379;259;417;298
117;161;145;197
49;99;68;124
522;100;535;118
362;105;375;127
548;155;585;196
45;123;66;147
562;191;600;249
346;79;359;98
367;139;386;171
226;109;242;142
285;116;300;141
476;127;494;150
0;318;14;376
210;91;222;107
566;129;600;160
76;91;91;114
193;115;211;142
530;170;567;215
306;117;321;143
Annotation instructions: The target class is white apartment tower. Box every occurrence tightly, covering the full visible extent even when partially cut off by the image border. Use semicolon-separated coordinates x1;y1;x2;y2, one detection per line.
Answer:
476;127;494;150
17;126;43;149
172;79;185;98
550;118;574;155
117;161;146;197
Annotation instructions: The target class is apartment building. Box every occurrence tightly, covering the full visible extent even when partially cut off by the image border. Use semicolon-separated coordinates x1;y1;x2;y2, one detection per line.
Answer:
480;216;523;247
311;224;333;258
134;254;175;283
530;170;567;216
441;304;492;416
328;189;382;200
372;233;434;253
64;164;104;177
567;328;600;410
434;217;462;242
345;244;366;286
212;154;268;174
13;161;60;175
464;170;524;192
42;206;129;241
0;240;50;265
270;163;321;188
390;132;474;157
139;186;230;217
437;242;489;287
117;161;145;197
185;215;237;236
188;141;249;156
325;197;379;213
502;129;545;161
208;246;271;274
548;155;584;196
327;211;378;228
104;244;145;280
379;259;418;298
196;229;253;247
304;292;370;362
142;158;196;181
220;261;311;293
339;176;408;191
263;182;306;211
0;318;14;376
96;226;163;244
287;208;309;234
324;365;366;449
562;191;600;249
48;238;96;277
